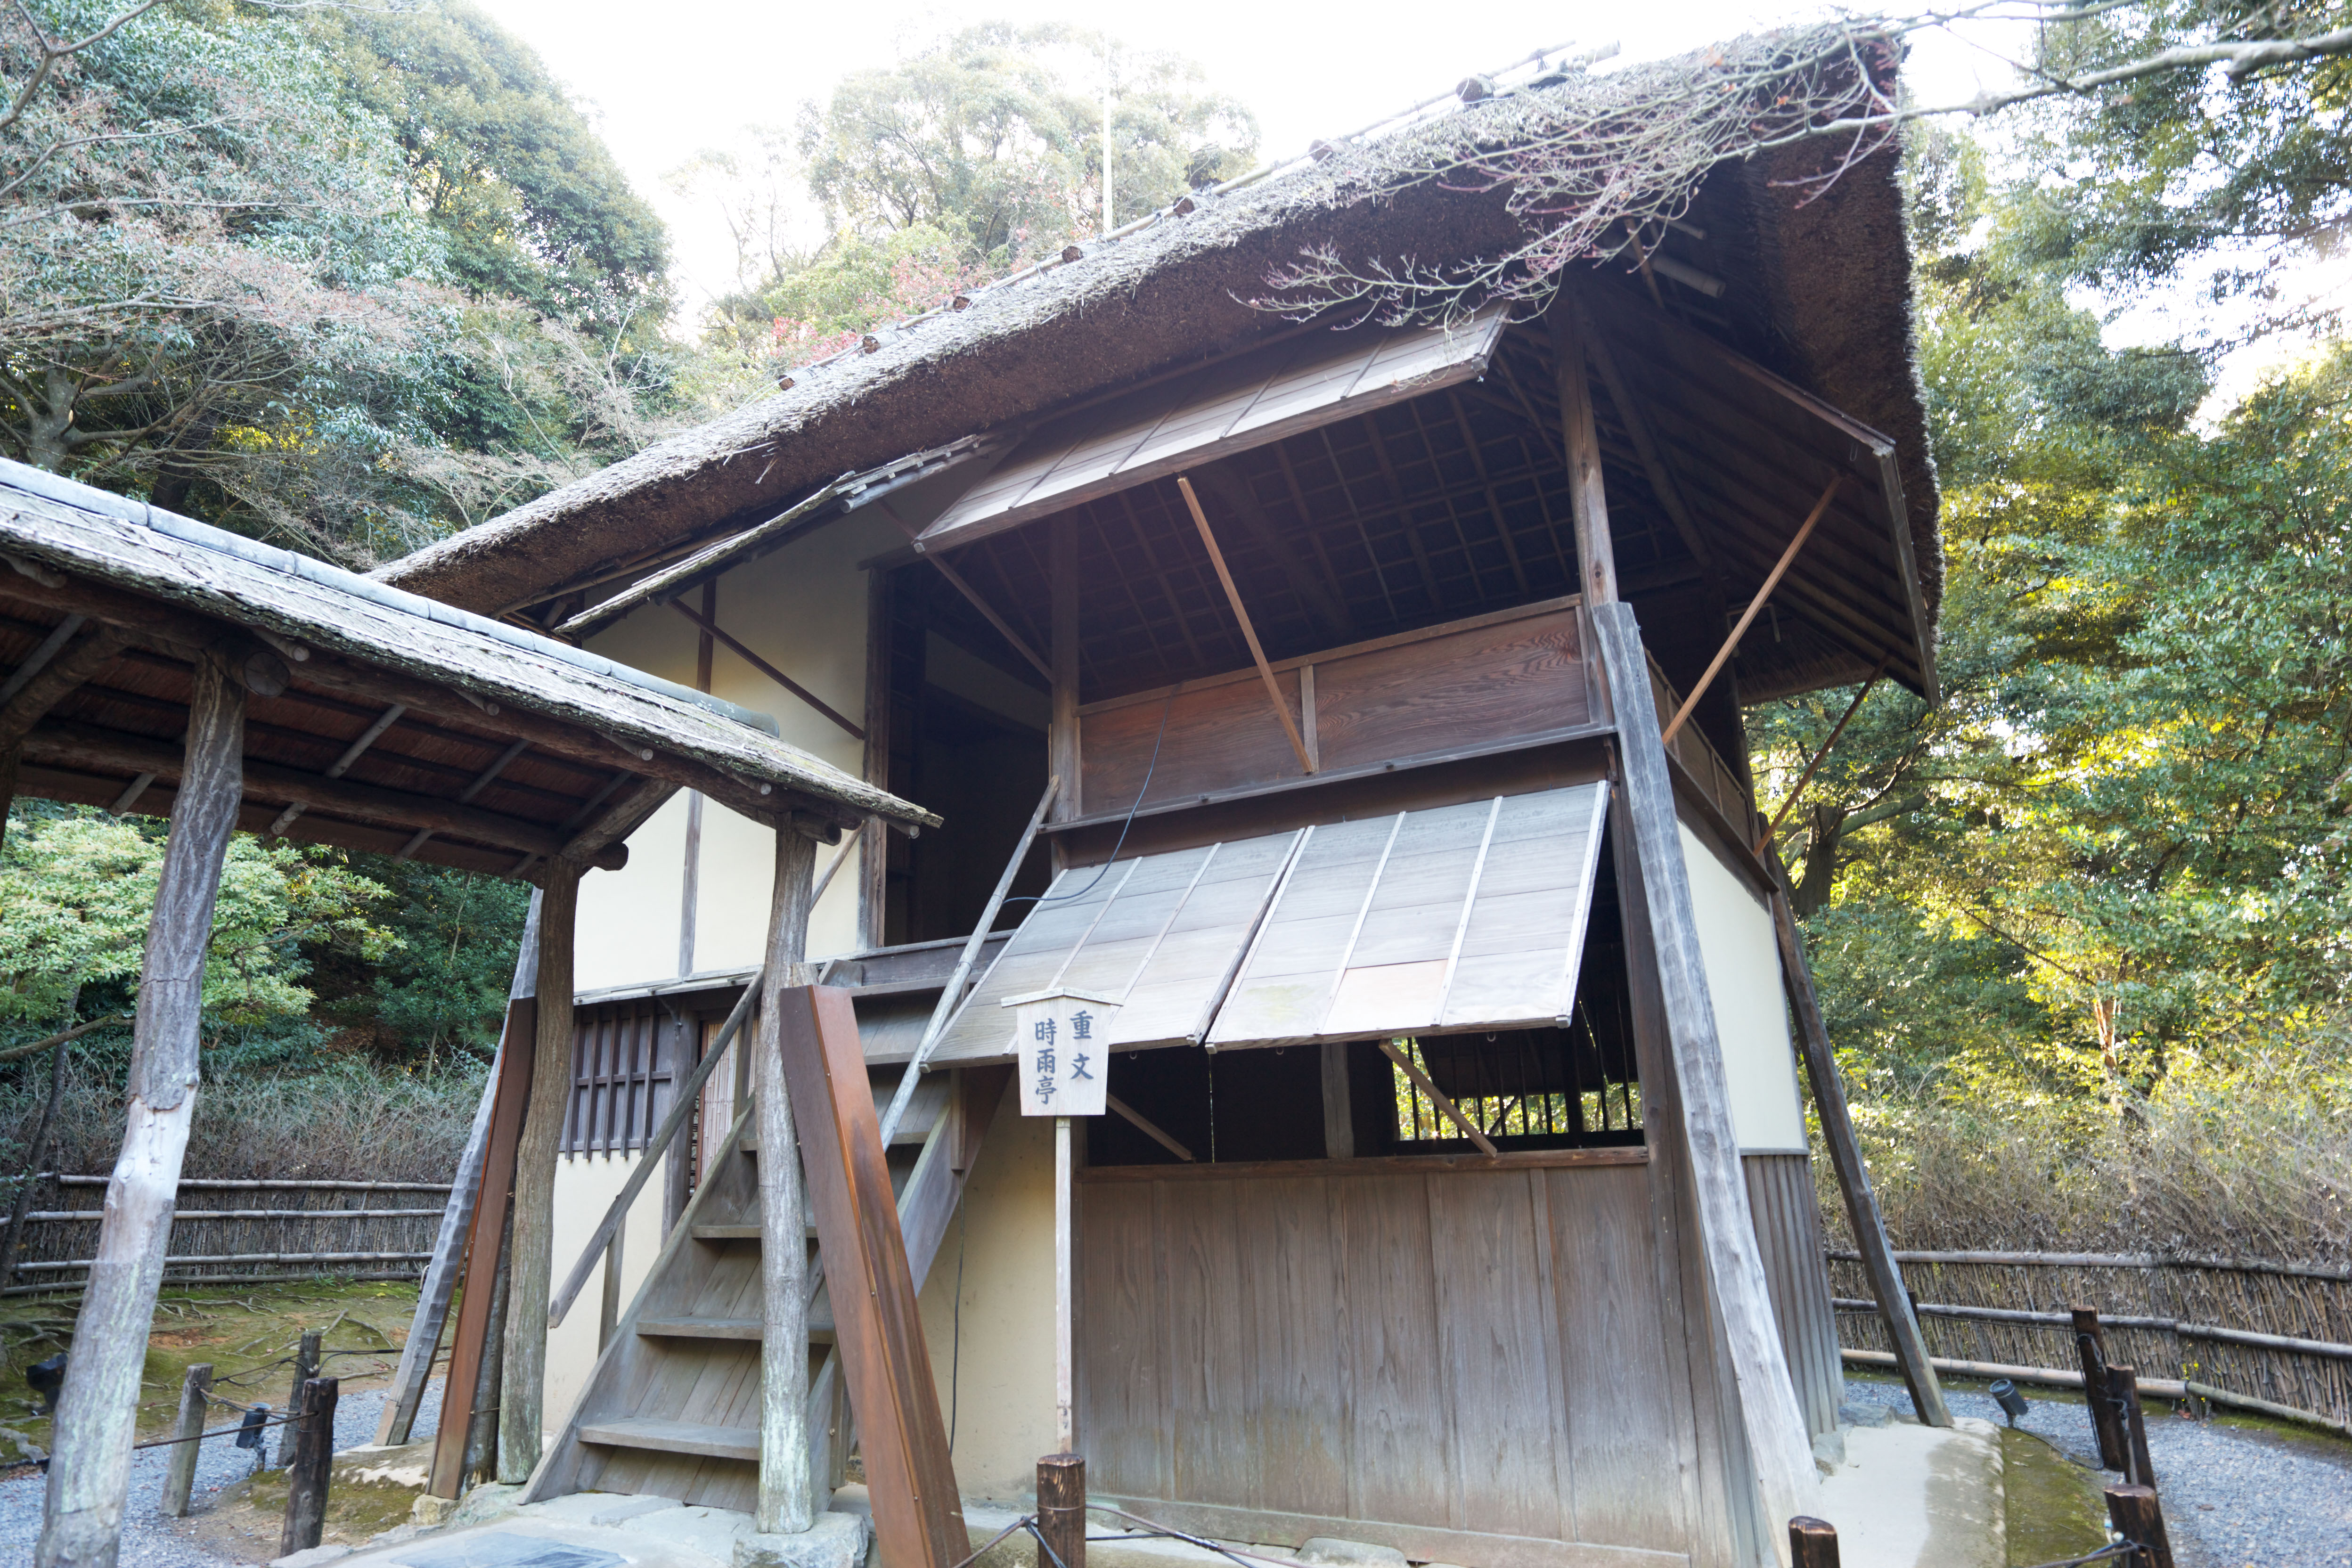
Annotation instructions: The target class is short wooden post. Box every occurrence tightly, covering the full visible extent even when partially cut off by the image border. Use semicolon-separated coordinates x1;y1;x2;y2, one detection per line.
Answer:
597;1228;625;1352
2103;1483;2174;1568
499;858;579;1482
2110;1364;2156;1490
755;825;819;1534
2072;1306;2128;1470
279;1376;339;1556
34;647;245;1568
277;1329;322;1466
1787;1516;1839;1568
1037;1454;1086;1568
159;1364;213;1518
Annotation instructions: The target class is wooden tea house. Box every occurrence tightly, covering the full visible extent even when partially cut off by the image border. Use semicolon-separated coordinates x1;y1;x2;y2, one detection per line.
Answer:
373;31;1947;1568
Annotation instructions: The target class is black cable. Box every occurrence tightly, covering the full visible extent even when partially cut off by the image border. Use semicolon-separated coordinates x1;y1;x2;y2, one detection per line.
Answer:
1002;689;1176;912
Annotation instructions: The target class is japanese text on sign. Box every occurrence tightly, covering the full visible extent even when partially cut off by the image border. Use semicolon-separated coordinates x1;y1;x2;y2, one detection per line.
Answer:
1009;992;1113;1116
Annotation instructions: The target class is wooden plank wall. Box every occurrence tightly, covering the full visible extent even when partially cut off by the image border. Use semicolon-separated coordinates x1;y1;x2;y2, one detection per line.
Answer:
1079;599;1595;814
1080;1153;1718;1568
1742;1153;1843;1439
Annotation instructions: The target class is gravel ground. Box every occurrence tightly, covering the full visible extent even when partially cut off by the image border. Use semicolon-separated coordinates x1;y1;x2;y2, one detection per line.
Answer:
0;1380;444;1568
1843;1374;2352;1568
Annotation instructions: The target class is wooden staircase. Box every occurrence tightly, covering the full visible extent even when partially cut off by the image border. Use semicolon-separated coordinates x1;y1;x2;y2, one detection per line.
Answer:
526;1062;1006;1510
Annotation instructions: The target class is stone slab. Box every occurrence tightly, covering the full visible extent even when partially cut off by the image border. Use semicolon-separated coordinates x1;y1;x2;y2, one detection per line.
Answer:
274;1547;355;1568
1816;1415;2006;1568
735;1513;870;1568
1295;1542;1405;1568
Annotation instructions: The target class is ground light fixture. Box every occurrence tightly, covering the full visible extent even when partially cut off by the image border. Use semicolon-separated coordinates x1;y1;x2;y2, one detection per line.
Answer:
1988;1378;2030;1426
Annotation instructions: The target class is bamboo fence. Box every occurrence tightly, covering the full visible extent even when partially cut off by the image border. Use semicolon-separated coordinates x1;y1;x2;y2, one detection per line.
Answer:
5;1175;449;1296
1827;1248;2352;1433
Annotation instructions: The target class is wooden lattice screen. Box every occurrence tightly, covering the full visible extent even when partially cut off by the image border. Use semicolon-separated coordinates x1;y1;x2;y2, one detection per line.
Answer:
564;1000;688;1157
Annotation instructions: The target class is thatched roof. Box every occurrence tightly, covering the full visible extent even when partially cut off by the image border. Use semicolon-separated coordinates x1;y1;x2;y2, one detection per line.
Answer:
0;459;936;849
377;30;1941;643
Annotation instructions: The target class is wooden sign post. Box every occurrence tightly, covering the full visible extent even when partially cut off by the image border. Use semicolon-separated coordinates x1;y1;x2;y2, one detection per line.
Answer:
1010;988;1113;1568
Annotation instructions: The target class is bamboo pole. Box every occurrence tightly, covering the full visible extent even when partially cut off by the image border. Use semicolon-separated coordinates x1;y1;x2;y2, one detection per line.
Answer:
35;647;245;1568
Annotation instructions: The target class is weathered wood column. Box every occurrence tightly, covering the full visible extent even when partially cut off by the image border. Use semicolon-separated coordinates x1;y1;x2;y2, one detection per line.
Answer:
757;822;821;1532
1592;603;1824;1536
35;648;245;1568
498;858;579;1482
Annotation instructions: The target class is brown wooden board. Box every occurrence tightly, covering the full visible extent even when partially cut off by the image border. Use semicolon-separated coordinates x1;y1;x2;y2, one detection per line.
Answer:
773;986;968;1568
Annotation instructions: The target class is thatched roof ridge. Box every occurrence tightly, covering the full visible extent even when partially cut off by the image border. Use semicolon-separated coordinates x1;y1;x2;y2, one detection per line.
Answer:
0;458;936;829
377;29;1941;627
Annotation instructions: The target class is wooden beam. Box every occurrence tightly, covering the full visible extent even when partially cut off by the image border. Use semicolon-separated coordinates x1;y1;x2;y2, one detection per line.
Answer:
1661;477;1841;747
381;901;540;1448
0;613;87;705
1177;477;1314;776
874;496;1054;683
19;720;621;867
498;859;578;1483
0;623;121;753
1374;1037;1498;1157
756;823;820;1532
1547;294;1618;604
1589;602;1823;1529
671;598;865;741
561;777;674;871
775;985;969;1568
429;969;537;1496
1051;517;1082;839
34;648;244;1568
1107;1092;1195;1162
1772;891;1951;1427
1574;291;1715;577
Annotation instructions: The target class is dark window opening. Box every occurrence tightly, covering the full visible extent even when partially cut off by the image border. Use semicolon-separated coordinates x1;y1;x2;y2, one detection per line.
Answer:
880;563;1052;945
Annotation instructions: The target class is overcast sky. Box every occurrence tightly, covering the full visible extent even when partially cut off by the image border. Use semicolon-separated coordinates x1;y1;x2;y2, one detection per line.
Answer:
471;1;2327;397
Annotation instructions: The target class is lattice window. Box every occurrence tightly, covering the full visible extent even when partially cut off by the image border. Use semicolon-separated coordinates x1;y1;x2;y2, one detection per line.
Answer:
564;1001;687;1157
1388;1024;1642;1150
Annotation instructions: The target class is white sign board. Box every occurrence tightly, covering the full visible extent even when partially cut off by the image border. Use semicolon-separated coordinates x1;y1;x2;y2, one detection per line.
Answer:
1008;991;1115;1117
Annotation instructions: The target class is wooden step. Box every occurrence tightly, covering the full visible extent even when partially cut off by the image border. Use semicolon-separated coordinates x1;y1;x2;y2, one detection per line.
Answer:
635;1315;836;1342
689;1222;816;1242
578;1417;756;1462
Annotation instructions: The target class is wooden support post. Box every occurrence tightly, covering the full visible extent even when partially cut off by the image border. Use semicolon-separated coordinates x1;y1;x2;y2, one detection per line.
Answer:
2104;1484;2174;1568
756;823;819;1534
375;887;529;1450
774;986;969;1568
2073;1307;2127;1470
1051;518;1082;873
498;858;578;1483
1787;1517;1838;1568
2110;1364;2156;1489
1756;661;1889;855
461;1203;513;1488
1589;603;1823;1530
35;646;244;1568
277;1330;323;1466
672;599;866;740
1546;296;1617;604
664;1013;696;1235
1319;1044;1353;1160
1054;1115;1074;1453
1037;1454;1086;1568
428;986;537;1498
159;1364;213;1518
278;1376;338;1557
1773;893;1950;1428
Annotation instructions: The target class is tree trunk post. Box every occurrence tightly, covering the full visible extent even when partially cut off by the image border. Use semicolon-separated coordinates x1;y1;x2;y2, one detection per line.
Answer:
1787;1516;1838;1568
1037;1454;1086;1568
277;1329;322;1467
756;824;820;1534
2103;1483;2174;1568
159;1364;213;1519
498;859;579;1482
35;647;244;1568
279;1376;339;1557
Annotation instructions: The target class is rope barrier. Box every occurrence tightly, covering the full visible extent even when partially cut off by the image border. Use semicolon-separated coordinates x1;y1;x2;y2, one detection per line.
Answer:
131;1409;297;1450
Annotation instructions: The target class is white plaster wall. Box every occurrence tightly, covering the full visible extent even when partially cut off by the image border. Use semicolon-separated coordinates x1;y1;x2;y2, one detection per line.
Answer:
1678;821;1808;1152
915;1083;1057;1505
573;512;897;981
542;1150;671;1434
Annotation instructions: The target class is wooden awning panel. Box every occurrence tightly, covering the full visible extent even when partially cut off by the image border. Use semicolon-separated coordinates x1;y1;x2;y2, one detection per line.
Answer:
920;783;1609;1064
1208;784;1610;1048
915;307;1509;554
917;831;1306;1063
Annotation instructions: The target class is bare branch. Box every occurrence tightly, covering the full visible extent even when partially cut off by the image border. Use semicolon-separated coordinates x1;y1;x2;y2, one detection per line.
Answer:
1;0;175;134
